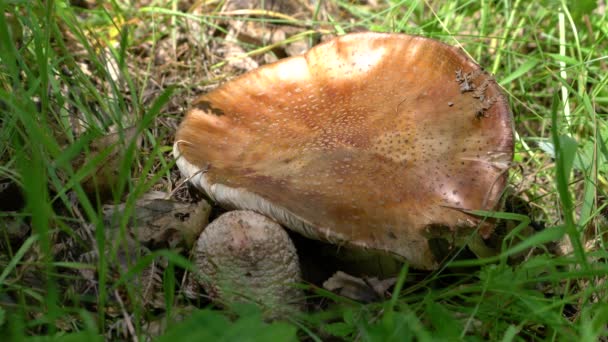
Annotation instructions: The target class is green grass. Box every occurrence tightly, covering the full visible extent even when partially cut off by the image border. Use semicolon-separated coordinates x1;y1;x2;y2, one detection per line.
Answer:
1;0;607;340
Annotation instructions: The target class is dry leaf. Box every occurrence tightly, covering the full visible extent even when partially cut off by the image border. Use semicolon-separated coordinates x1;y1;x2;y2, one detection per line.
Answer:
102;195;211;249
323;271;396;303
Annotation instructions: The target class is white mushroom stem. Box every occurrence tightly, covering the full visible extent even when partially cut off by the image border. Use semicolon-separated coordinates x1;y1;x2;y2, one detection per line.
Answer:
193;210;302;314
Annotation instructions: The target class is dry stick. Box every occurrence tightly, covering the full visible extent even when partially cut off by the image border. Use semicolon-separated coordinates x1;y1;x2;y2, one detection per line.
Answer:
167;140;208;199
71;196;99;257
114;289;139;342
167;165;207;200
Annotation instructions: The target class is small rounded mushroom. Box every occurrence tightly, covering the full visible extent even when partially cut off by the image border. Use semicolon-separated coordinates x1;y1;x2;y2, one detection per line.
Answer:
175;32;513;270
193;210;302;312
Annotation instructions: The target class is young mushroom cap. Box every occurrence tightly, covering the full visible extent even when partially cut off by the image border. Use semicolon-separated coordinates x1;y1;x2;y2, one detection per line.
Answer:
193;210;302;313
175;32;514;270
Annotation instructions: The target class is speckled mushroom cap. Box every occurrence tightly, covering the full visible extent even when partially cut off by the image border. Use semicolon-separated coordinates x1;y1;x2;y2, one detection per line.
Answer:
174;32;513;270
194;210;302;313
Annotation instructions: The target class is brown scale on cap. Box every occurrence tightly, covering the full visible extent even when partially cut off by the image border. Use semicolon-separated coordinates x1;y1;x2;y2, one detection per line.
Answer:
175;32;513;270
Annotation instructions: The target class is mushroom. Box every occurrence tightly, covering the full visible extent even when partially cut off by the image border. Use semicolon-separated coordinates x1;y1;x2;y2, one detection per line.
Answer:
193;210;302;314
175;32;513;291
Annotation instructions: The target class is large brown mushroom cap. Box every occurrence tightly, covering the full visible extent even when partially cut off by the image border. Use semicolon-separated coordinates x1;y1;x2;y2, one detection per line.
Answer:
175;32;513;270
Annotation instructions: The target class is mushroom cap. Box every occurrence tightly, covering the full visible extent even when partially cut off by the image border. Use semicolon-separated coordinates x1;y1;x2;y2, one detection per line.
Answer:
194;210;302;312
175;33;513;270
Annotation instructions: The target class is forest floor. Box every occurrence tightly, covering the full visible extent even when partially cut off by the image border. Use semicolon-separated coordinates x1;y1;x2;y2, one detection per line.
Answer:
1;0;608;340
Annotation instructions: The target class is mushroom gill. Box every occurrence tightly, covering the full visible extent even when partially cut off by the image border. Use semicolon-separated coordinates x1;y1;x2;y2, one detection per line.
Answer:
175;32;514;270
